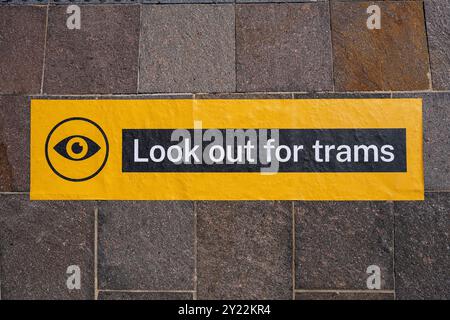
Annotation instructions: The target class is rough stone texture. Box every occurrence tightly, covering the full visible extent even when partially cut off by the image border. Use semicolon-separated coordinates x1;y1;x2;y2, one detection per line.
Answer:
51;0;137;3
295;291;394;300
1;0;48;4
98;291;193;300
238;0;322;2
294;92;391;99
236;3;333;92
0;96;29;192
394;192;450;300
0;6;46;94
197;201;292;300
421;93;450;190
295;202;394;290
392;92;450;191
332;1;431;91
139;4;235;93
0;195;95;299
44;5;140;94
195;92;292;99
98;201;195;291
425;0;450;90
144;0;232;3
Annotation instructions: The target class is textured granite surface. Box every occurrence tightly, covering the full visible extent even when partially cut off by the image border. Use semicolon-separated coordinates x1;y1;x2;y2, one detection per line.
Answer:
0;6;46;94
44;5;140;94
332;1;431;91
0;196;95;299
139;4;235;93
395;193;450;300
197;201;292;299
98;201;195;291
425;0;450;90
236;3;333;92
0;1;448;300
295;201;394;290
0;96;29;192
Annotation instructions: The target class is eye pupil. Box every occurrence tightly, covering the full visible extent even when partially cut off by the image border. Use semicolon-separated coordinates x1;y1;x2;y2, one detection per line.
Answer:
71;142;83;154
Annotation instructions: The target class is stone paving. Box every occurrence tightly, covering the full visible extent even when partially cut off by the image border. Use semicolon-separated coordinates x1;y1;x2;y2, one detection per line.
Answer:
0;1;449;300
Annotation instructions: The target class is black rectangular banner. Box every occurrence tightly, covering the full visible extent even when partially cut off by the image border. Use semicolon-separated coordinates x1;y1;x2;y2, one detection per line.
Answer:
122;129;406;173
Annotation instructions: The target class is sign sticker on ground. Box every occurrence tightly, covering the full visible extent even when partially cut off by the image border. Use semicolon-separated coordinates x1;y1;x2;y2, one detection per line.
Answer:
30;99;423;200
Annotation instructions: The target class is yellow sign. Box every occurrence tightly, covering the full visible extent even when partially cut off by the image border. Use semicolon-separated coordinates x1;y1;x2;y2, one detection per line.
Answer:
30;99;423;200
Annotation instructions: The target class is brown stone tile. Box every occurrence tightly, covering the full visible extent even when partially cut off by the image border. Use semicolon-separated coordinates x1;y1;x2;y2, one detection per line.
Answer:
332;1;430;91
236;3;333;92
139;4;235;93
0;96;29;192
43;5;140;94
98;201;195;291
0;6;47;94
197;201;292;299
295;291;394;300
295;201;394;290
98;291;193;300
0;195;95;299
394;192;450;300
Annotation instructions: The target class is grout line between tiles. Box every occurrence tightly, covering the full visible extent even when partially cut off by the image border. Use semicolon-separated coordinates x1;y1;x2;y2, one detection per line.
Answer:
0;192;30;195
421;0;434;91
392;201;396;300
294;289;395;294
233;2;237;93
11;89;450;99
0;239;2;300
327;0;335;93
136;2;143;94
40;3;49;95
94;206;99;300
98;289;196;293
193;201;198;300
291;201;296;300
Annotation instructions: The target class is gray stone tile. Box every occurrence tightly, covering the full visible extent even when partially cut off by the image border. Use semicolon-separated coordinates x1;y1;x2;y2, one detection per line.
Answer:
295;202;394;290
98;291;193;300
197;201;292;300
1;0;48;4
0;6;47;94
139;4;235;93
392;92;450;191
238;0;323;2
0;195;95;299
43;5;140;94
195;92;292;99
425;0;450;90
36;93;193;100
0;96;29;192
293;92;391;99
394;192;450;300
98;201;195;291
51;0;137;3
295;291;394;300
331;1;430;91
144;0;232;3
236;3;333;92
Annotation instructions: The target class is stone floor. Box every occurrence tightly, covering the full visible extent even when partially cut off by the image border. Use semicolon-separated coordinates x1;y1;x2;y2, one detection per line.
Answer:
0;0;449;300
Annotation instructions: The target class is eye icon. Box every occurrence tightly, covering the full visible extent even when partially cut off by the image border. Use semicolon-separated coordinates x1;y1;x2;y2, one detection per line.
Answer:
45;118;108;182
54;135;100;161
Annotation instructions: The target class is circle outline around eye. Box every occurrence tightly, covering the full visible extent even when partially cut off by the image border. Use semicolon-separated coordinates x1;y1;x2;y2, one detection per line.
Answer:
45;117;109;182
